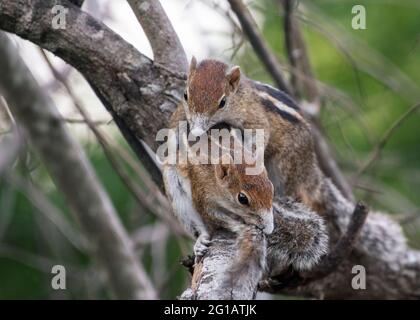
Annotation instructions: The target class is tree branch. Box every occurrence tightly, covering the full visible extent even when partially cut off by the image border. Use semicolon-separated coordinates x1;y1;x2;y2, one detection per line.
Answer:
354;102;420;181
4;173;89;252
228;0;354;201
127;0;188;74
281;0;320;114
0;126;22;174
0;32;157;299
227;0;291;94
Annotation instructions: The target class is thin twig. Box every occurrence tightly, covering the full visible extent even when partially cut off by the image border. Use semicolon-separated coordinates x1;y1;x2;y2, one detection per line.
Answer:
5;173;89;252
281;0;320;111
0;243;81;274
307;202;368;278
354;102;420;180
63;117;110;126
298;5;420;104
0;126;22;174
227;0;291;94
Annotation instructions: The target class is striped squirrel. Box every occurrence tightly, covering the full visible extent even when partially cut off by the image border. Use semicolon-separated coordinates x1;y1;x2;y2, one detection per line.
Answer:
163;128;274;261
178;57;326;215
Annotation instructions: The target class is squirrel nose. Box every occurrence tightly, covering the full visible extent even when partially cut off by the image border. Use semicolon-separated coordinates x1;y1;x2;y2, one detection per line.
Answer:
190;126;205;137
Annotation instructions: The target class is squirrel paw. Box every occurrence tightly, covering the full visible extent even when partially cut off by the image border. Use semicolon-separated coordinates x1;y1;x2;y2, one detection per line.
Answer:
194;233;212;264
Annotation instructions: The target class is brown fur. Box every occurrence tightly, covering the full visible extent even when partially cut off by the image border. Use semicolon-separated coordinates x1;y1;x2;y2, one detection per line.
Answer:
188;60;228;114
188;156;273;234
175;58;326;214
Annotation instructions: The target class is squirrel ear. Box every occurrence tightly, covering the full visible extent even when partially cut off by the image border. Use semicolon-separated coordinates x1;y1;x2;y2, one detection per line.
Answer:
215;163;231;184
215;153;234;183
189;56;197;77
226;66;241;92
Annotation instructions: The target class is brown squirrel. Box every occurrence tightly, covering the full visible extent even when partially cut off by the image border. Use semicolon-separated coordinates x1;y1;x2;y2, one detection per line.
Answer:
180;196;329;300
163;127;274;260
175;57;326;215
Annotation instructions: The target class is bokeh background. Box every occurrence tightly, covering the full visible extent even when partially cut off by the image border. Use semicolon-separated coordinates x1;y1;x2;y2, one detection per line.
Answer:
0;0;419;299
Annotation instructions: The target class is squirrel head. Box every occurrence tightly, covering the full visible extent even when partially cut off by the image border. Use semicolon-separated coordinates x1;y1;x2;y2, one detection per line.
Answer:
213;157;274;235
183;57;241;137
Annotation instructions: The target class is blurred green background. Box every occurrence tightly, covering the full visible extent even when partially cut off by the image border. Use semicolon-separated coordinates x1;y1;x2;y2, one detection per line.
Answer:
0;0;419;299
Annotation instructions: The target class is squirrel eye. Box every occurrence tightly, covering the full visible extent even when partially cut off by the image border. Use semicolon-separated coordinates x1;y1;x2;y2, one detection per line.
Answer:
237;192;249;206
219;96;226;109
184;91;188;101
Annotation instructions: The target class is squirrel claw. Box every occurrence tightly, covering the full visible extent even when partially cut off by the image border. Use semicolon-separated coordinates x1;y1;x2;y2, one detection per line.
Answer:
194;234;212;264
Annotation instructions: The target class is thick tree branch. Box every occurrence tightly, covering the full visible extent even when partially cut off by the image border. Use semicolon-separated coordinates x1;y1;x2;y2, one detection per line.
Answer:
0;32;157;299
278;182;420;299
127;0;188;74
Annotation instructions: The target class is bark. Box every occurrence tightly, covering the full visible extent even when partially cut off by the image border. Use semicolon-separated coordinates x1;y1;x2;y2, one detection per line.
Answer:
0;32;156;299
180;234;258;300
127;0;188;74
1;0;419;299
282;0;319;105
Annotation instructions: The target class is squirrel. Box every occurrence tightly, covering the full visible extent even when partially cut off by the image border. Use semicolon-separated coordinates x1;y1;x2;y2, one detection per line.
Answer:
180;195;329;300
189;157;274;278
229;196;329;296
174;57;326;215
268;197;329;274
163;126;274;261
